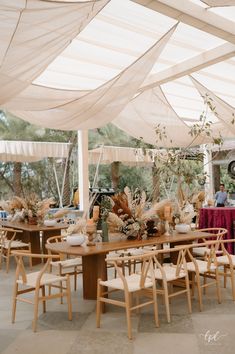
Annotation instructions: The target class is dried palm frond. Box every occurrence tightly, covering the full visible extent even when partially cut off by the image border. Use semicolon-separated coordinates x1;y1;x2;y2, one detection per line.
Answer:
52;208;70;219
66;218;86;235
10;196;26;210
112;193;132;217
124;186;132;210
107;212;124;231
0;201;12;213
142;199;172;221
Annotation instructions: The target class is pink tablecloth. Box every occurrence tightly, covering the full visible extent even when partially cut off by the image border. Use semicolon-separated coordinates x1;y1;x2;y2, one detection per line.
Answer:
199;207;235;254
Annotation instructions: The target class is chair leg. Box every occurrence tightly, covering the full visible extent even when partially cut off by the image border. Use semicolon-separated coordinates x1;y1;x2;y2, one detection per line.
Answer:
33;288;40;332
28;244;32;270
215;269;221;304
66;276;72;321
153;289;159;328
191;273;195;297
229;267;235;301
74;268;77;291
12;283;18;323
96;280;102;328
163;280;171;323
125;292;132;340
224;266;227;288
0;247;2;270
195;274;203;311
60;280;63;304
6;249;11;273
42;286;46;313
185;275;192;314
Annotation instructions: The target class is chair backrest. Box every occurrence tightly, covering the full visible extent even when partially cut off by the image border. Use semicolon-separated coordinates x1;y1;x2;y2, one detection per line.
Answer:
152;247;188;280
46;234;67;256
186;240;221;272
46;235;67;244
105;253;156;291
195;228;227;252
0;227;23;247
11;251;59;288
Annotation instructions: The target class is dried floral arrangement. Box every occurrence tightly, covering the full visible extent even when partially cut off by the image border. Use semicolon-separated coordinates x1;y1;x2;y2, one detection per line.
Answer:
173;201;196;225
107;187;155;239
0;194;54;222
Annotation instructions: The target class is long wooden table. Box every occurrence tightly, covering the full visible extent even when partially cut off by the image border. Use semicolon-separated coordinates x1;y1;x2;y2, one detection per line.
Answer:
1;220;68;265
46;230;211;300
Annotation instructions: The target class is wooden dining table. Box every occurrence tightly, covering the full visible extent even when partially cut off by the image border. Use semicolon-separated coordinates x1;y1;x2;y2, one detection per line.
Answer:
46;230;212;300
1;220;68;265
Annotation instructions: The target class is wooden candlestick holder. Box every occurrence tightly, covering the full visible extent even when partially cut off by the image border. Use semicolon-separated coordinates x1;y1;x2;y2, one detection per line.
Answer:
86;223;96;246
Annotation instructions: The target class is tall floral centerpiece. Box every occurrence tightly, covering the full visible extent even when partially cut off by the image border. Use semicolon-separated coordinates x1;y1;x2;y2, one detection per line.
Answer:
0;194;54;224
108;187;150;240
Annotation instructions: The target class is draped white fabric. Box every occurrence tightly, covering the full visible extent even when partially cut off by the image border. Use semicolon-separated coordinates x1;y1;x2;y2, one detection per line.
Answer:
191;76;235;136
89;146;155;166
0;140;70;162
201;0;235;6
0;0;108;105
10;25;176;130
0;0;235;148
4;84;88;111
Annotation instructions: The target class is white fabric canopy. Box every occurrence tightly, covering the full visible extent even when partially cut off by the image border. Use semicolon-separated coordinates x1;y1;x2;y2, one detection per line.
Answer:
0;0;235;148
0;0;108;105
191;76;235;134
89;145;155;166
201;1;235;6
9;25;176;130
0;140;70;162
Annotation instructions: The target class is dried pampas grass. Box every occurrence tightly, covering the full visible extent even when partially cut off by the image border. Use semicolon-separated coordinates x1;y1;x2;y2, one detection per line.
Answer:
107;212;124;232
67;218;86;235
142;199;172;221
53;209;70;219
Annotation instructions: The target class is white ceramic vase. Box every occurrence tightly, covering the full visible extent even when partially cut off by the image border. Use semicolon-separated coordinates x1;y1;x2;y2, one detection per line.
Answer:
44;219;57;227
67;234;85;246
175;224;191;234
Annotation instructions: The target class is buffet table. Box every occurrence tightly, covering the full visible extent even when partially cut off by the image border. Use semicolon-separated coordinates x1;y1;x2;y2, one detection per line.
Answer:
199;207;235;254
46;230;212;300
0;220;68;264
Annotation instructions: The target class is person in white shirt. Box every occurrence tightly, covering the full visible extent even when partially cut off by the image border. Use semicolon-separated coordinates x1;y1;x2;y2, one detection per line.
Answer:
215;183;227;207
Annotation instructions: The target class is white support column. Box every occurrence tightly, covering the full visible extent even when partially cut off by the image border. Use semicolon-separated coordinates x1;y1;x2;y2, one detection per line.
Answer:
78;130;89;213
203;144;214;200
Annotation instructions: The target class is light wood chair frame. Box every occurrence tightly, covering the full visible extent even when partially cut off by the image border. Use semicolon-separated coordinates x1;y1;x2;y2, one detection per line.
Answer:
192;228;227;260
215;239;235;300
11;251;72;332
96;253;159;340
151;247;192;323
0;227;32;273
185;241;222;311
46;234;83;291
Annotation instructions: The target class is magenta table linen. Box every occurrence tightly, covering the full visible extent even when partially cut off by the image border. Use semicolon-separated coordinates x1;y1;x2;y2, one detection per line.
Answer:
199;207;235;254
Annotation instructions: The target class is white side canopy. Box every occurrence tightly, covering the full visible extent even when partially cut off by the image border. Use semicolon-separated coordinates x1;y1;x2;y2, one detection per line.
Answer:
89;146;155;166
0;140;70;162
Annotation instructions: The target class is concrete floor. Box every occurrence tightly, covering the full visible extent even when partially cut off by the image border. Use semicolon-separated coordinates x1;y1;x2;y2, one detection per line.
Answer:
1;260;235;354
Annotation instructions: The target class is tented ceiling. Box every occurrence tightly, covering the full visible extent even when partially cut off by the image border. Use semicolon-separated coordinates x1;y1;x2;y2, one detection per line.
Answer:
0;0;235;148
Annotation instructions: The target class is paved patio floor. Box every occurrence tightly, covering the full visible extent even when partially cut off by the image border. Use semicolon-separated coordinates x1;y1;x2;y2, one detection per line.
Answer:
1;259;235;354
